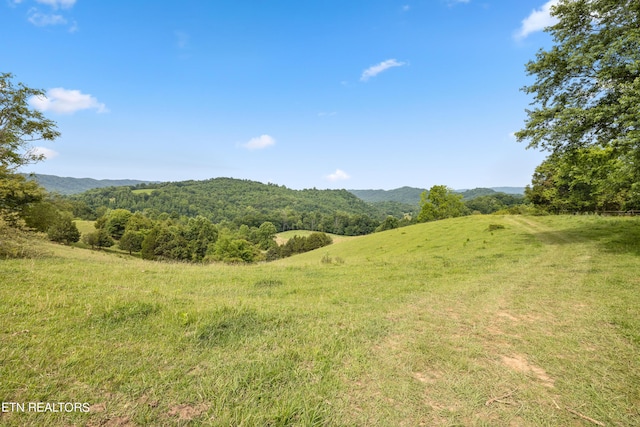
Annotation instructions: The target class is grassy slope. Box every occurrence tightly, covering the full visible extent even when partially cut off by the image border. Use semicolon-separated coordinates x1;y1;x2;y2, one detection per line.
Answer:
1;215;639;426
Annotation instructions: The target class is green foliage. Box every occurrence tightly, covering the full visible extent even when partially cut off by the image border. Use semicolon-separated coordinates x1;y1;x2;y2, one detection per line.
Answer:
349;186;425;206
0;73;58;228
82;228;114;250
417;185;469;222
486;223;505;232
517;0;640;153
376;215;400;232
0;171;45;225
464;193;525;214
71;178;386;235
209;235;262;263
118;230;145;255
46;212;80;245
140;224;190;261
0;73;60;172
255;221;278;250
526;147;639;212
516;0;640;203
21;199;58;232
0;218;45;258
268;232;333;260
103;208;133;239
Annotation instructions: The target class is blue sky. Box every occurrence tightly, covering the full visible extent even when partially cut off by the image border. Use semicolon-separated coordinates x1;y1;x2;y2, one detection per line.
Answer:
3;0;559;190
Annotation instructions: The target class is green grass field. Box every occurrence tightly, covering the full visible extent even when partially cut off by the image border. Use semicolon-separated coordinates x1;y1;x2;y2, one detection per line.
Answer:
1;215;639;426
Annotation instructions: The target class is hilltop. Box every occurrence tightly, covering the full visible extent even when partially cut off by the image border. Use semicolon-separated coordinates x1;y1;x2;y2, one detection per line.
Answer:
69;177;414;234
23;174;524;204
349;186;526;205
22;173;154;195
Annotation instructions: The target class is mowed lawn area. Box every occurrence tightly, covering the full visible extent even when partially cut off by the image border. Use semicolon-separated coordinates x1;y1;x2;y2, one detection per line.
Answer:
1;215;638;426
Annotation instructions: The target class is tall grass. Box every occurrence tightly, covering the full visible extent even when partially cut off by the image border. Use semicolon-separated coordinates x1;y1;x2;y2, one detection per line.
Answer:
0;215;638;425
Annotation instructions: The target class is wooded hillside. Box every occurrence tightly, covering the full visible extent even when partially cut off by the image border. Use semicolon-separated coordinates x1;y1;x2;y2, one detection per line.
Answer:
70;177;415;235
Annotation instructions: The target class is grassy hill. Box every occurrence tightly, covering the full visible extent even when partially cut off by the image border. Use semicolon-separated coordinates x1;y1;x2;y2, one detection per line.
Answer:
1;215;638;425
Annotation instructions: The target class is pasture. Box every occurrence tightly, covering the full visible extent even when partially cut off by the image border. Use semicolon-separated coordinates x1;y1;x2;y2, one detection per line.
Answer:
0;215;638;426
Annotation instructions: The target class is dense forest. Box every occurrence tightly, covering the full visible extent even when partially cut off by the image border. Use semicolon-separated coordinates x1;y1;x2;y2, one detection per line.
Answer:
69;177;416;236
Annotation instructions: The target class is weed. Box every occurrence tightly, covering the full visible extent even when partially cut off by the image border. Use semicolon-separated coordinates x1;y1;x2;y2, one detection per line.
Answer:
487;223;506;231
98;301;162;324
254;279;284;288
194;306;280;346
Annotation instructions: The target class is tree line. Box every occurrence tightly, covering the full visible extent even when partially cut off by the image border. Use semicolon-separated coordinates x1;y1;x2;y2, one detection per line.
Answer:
79;208;334;263
68;179;405;236
516;0;639;214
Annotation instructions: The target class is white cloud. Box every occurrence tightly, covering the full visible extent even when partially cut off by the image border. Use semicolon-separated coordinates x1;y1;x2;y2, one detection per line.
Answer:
21;0;77;29
242;134;275;150
27;10;66;26
448;0;470;4
326;169;351;182
360;59;406;82
30;88;109;114
515;0;559;40
36;0;76;9
29;146;59;160
402;5;410;12
318;111;337;117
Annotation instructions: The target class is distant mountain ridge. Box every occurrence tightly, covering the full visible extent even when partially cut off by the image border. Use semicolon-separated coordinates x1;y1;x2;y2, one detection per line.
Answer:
23;174;525;204
22;173;155;195
349;186;525;205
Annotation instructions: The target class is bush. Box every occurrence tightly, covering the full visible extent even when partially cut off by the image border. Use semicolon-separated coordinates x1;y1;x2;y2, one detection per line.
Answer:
0;219;45;259
82;228;114;250
47;213;81;245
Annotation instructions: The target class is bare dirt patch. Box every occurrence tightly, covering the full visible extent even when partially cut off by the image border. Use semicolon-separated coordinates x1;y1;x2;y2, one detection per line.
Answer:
501;354;555;388
168;403;208;421
412;370;442;384
497;311;519;322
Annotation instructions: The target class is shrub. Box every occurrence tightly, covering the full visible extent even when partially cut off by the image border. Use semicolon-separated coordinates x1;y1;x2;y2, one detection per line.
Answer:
47;213;81;245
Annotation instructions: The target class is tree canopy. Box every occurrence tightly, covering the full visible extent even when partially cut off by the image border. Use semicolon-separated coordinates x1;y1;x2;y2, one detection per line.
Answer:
1;73;60;172
417;185;468;222
516;0;639;154
0;73;59;223
516;0;640;211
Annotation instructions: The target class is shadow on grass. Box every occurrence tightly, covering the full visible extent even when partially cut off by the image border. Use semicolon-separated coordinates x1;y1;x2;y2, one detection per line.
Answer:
532;217;640;256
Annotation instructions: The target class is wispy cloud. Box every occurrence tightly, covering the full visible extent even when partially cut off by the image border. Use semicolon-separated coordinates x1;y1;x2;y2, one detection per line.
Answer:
15;0;78;30
360;59;406;82
401;5;411;12
242;134;276;151
515;0;559;40
27;9;66;26
326;169;351;182
29;146;59;160
35;0;76;9
174;31;190;49
29;88;109;114
447;0;470;5
318;111;337;117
